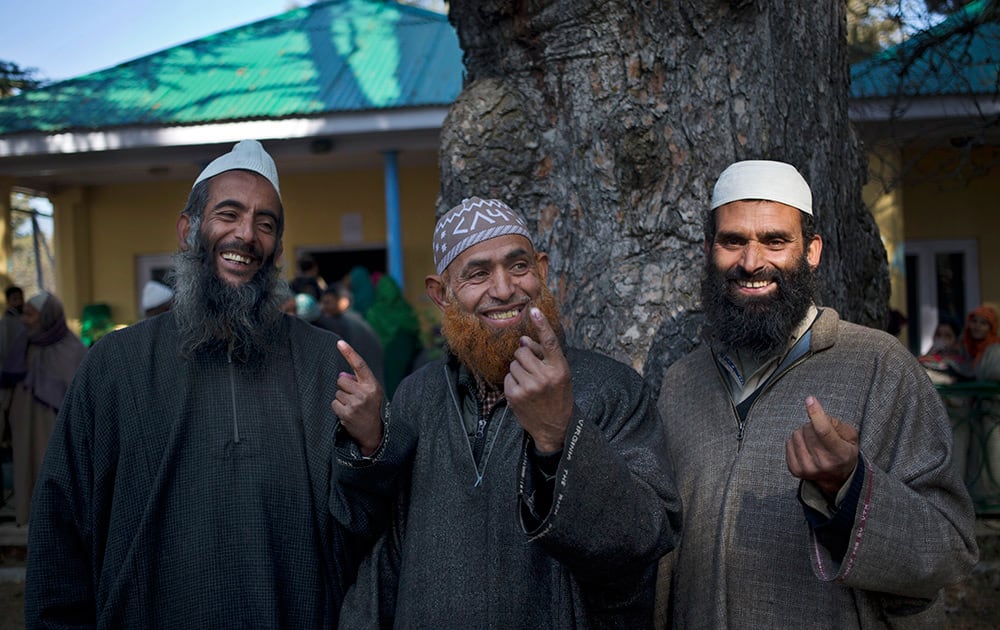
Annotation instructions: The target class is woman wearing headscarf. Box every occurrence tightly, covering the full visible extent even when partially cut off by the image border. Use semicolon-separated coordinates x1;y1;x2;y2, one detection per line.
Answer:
2;291;87;525
365;275;422;399
347;266;376;318
963;304;1000;376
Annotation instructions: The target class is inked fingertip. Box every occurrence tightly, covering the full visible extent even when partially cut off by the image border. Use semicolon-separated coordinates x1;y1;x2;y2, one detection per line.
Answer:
531;307;541;320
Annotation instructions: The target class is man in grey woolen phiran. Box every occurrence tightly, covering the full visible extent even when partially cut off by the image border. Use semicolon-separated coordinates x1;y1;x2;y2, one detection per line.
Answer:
656;160;978;628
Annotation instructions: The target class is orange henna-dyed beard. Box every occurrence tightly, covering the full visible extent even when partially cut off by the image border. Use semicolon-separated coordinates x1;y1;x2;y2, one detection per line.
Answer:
441;284;564;387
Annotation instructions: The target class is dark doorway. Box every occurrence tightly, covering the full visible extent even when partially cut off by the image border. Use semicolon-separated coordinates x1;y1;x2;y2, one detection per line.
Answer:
298;247;387;287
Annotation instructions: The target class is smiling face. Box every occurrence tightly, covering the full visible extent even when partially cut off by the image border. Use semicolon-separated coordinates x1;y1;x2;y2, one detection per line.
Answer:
429;234;547;332
177;170;283;287
702;200;822;357
967;313;993;341
426;234;561;384
709;200;822;300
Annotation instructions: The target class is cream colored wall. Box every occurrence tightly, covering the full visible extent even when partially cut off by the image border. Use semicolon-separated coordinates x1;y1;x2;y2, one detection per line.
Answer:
70;164;440;324
901;147;1000;306
862;148;907;322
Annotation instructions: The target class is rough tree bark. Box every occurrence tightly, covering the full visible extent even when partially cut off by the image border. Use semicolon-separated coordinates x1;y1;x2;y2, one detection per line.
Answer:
439;0;889;392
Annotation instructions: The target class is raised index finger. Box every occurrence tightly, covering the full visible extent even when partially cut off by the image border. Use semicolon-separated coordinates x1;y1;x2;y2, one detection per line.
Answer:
804;396;840;447
337;339;373;382
528;307;564;359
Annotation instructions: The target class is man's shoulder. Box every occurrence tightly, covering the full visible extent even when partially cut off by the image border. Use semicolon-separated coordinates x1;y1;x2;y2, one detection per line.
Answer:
285;315;347;363
565;346;644;384
664;344;713;377
825;314;910;357
91;314;172;351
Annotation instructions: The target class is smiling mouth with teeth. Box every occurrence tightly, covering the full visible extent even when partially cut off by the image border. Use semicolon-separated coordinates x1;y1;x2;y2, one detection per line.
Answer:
738;279;772;289
221;252;253;265
487;308;521;320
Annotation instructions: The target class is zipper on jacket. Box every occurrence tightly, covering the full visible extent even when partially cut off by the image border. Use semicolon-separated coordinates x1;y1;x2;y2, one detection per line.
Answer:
228;343;240;444
734;349;813;452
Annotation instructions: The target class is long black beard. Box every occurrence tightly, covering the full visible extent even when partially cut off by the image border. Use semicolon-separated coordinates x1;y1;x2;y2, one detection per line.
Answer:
169;226;284;364
701;253;817;358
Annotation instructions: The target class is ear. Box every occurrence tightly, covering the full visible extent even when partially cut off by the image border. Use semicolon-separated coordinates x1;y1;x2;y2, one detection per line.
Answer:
806;234;822;269
535;251;550;283
703;239;712;259
425;275;449;311
176;214;191;251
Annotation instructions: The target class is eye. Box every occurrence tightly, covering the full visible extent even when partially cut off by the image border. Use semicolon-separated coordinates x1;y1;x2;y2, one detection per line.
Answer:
764;238;789;250
717;236;745;249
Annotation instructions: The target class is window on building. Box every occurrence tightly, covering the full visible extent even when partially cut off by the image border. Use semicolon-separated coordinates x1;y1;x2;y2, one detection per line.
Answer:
8;191;55;297
904;239;979;355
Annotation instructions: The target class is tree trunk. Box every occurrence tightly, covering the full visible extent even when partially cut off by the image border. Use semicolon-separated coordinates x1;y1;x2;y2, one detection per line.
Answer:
440;0;889;391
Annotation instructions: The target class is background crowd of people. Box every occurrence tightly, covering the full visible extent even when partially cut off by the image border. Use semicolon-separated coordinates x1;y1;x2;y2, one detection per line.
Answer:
918;304;1000;384
0;287;87;526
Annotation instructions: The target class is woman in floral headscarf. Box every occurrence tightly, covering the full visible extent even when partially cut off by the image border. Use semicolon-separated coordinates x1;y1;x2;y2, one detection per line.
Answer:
2;291;87;525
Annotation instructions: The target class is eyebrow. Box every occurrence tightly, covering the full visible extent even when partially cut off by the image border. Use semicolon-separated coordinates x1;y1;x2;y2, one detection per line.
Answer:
459;247;532;274
716;228;797;241
210;199;280;223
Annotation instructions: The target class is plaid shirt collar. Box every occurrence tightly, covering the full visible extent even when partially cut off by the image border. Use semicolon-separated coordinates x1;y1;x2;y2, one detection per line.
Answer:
456;361;506;417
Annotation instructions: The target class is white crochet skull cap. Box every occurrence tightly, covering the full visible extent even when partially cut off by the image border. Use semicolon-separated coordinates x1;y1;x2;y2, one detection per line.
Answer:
711;160;812;215
193;139;281;200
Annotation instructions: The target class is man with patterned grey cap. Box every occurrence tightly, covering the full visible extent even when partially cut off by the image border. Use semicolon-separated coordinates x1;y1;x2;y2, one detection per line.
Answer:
337;196;682;627
655;160;977;628
26;140;385;627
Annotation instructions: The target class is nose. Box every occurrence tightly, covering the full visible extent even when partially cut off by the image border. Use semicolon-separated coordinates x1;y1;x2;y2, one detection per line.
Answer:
738;241;765;273
489;270;516;301
233;214;256;243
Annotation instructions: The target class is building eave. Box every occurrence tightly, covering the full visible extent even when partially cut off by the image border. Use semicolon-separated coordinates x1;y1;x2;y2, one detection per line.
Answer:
0;107;450;159
0;107;450;191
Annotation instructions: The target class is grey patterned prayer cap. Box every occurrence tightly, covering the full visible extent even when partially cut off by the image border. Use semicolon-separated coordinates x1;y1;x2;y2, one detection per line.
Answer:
193;139;281;200
433;197;532;274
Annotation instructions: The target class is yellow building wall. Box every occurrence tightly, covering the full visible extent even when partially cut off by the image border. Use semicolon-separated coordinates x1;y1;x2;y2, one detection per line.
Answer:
72;163;440;325
900;146;1000;306
862;148;907;327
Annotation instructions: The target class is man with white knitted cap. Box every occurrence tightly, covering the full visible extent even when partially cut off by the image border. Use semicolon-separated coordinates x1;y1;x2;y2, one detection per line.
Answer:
141;280;174;317
338;196;681;627
27;140;384;627
656;160;977;627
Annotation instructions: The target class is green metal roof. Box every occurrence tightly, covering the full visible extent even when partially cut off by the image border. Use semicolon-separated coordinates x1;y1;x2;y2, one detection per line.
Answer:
850;0;999;99
0;0;464;135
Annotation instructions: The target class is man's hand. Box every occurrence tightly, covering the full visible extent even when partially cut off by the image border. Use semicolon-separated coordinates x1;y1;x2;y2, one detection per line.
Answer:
332;339;384;456
785;396;859;499
505;307;573;453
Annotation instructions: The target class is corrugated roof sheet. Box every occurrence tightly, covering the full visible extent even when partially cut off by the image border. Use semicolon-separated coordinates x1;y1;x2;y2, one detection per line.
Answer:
0;0;465;135
850;0;999;99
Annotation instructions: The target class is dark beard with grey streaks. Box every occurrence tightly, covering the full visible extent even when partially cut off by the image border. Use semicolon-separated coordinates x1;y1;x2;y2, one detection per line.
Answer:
701;252;817;359
169;217;284;364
